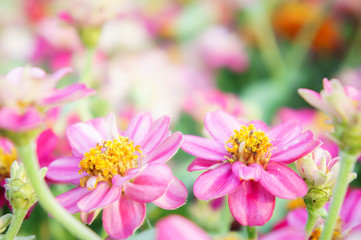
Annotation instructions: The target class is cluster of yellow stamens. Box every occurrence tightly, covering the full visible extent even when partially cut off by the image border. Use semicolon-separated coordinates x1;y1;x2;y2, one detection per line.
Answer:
226;124;272;166
0;147;17;180
79;136;142;188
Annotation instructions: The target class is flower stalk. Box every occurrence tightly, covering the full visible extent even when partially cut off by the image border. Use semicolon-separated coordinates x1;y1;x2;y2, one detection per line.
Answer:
305;206;318;238
4;209;27;240
246;226;257;240
319;151;357;240
16;140;100;240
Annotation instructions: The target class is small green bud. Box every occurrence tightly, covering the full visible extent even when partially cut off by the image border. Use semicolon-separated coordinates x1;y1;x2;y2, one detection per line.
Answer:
5;161;47;211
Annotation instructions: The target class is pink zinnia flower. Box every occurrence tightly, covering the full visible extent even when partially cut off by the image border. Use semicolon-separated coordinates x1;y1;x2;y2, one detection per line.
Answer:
261;189;361;240
0;66;94;132
47;113;187;239
181;111;321;226
155;215;211;240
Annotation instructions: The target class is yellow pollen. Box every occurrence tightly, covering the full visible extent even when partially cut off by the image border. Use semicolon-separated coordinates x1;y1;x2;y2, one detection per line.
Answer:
0;147;17;180
226;124;272;166
79;136;142;188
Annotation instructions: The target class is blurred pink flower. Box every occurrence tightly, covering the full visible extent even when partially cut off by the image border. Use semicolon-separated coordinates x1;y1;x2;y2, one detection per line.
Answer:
196;26;249;72
277;108;338;157
260;189;361;240
47;113;187;239
0;66;94;131
182;110;321;226
298;78;361;123
155;215;211;240
31;18;82;71
183;88;243;122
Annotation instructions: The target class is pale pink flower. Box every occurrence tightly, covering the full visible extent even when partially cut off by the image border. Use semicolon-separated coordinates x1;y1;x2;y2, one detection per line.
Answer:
182;110;321;226
298;78;361;123
196;26;249;72
155;215;211;240
183;88;244;123
260;189;361;240
47;113;187;239
0;66;94;131
296;147;356;189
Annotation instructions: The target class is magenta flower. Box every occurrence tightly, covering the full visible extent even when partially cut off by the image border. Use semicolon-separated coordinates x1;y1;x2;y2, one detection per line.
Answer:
0;66;94;131
260;189;361;240
155;215;211;240
47;113;187;239
181;110;321;226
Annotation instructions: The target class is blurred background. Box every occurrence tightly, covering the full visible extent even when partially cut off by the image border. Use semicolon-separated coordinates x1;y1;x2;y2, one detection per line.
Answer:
0;0;361;239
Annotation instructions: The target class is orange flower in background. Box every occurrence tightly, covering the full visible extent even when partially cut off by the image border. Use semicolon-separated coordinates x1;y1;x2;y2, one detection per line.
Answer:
273;1;342;52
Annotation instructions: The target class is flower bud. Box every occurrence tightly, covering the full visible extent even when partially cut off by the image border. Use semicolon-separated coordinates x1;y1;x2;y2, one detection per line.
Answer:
296;148;356;209
5;161;47;210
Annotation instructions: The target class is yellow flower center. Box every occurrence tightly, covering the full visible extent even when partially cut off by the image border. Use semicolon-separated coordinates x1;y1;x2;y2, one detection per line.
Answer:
0;147;17;180
226;124;272;166
79;136;142;188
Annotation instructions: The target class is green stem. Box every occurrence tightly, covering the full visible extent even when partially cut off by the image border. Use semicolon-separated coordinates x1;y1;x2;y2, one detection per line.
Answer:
319;151;357;240
246;3;286;80
16;141;100;240
4;209;27;240
305;208;319;238
246;226;257;240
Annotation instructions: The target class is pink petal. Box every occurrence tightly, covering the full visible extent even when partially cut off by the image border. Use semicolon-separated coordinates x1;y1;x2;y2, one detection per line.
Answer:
42;83;95;106
56;187;90;214
286;209;308;231
124;112;152;145
37;128;58;168
47;157;86;185
141;116;170;154
86;113;118;141
103;195;146;239
51;67;72;83
205;110;241;143
0;107;42;131
341;190;361;229
187;158;223;172
111;172;138;187
153;176;188;210
181;135;227;161
297;89;326;111
66;123;103;157
77;182;121;212
143;132;183;164
260;162;307;199
193;163;241;200
268;121;302;145
323;78;332;93
271;131;321;164
81;209;101;225
155;215;211;240
228;181;275;226
124;164;173;203
259;228;304;240
232;162;262;181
